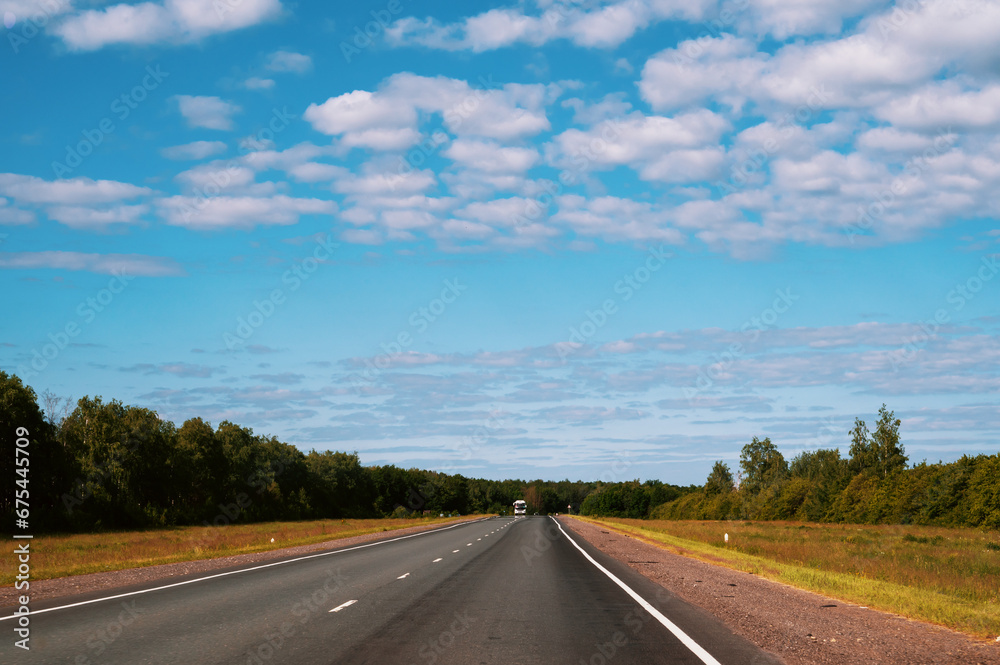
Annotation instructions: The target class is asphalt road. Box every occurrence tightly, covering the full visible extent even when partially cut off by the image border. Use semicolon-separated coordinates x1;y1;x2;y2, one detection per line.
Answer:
1;517;779;664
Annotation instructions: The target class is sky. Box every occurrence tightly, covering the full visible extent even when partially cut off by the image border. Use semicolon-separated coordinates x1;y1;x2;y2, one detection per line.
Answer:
1;0;998;486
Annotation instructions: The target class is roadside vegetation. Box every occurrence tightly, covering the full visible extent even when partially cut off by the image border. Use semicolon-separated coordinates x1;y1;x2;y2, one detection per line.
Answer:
577;516;1000;638
582;405;1000;530
0;516;471;585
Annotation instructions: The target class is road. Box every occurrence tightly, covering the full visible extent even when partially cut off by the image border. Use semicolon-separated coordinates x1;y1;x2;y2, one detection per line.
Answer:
1;517;779;664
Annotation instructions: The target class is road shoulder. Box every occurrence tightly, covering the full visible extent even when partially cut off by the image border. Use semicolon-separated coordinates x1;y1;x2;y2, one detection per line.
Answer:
560;516;1000;665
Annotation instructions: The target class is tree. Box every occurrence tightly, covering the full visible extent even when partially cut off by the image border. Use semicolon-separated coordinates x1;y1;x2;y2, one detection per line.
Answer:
848;417;872;473
704;461;734;496
871;404;907;477
40;389;73;427
59;396;179;528
849;405;906;477
306;450;368;517
1;372;64;529
739;436;787;496
175;418;222;517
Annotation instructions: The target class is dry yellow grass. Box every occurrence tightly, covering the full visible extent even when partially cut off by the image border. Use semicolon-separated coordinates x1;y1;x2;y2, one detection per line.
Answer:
577;517;1000;639
1;516;475;585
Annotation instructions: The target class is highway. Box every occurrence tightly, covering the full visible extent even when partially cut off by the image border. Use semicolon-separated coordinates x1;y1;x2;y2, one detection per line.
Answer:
1;517;779;664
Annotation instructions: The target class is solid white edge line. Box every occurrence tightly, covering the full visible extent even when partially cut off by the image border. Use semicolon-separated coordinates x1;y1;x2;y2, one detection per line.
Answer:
329;599;357;613
550;517;722;665
0;517;490;622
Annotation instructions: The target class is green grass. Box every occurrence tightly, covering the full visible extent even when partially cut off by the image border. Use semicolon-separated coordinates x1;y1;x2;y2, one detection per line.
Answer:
1;516;478;585
576;516;1000;639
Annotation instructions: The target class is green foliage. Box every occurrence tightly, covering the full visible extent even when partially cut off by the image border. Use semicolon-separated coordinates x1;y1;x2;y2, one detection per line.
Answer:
580;481;655;518
739;436;788;496
849;404;907;478
1;371;64;530
704;461;734;496
651;406;999;530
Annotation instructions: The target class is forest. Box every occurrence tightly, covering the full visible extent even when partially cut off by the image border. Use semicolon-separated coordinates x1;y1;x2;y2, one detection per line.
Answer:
2;370;997;532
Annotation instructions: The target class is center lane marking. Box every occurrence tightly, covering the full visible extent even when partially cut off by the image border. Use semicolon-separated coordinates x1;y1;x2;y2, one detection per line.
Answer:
453;549;460;553
329;600;358;613
397;573;410;579
433;557;443;562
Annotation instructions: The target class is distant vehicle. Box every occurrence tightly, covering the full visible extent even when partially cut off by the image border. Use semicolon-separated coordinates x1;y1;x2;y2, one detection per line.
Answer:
513;500;527;517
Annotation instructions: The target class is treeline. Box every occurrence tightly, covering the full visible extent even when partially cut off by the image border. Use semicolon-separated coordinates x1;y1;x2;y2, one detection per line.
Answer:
579;480;698;518
0;372;638;531
4;371;996;532
654;405;1000;529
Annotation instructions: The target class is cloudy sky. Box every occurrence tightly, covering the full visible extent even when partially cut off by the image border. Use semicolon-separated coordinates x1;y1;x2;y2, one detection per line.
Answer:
1;0;998;485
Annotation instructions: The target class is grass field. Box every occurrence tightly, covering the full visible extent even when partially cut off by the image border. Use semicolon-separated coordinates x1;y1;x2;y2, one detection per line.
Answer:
577;517;1000;639
1;516;475;586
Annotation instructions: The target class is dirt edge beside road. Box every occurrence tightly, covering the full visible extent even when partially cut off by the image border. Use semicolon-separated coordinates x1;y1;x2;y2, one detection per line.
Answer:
561;516;1000;665
0;516;484;607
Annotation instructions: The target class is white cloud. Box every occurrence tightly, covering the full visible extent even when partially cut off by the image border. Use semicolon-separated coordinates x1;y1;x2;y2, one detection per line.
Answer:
174;161;259;195
550;110;729;183
241;142;336;173
158;194;336;230
47;204;149;230
444;139;539;174
386;0;714;51
856;127;935;152
875;82;1000;131
304;89;414;135
562;93;632;125
53;0;282;50
0;250;184;276
334;167;437;197
243;77;275;91
304;73;552;149
639;35;767;112
287;162;342;183
641;147;726;182
341;228;384;245
756;1;1000;109
0;197;35;225
174;95;241;131
455;198;539;229
0;173;151;205
552;195;684;243
0;0;73;19
161;140;228;160
739;0;887;40
124;362;224;378
265;50;312;74
340;127;423;152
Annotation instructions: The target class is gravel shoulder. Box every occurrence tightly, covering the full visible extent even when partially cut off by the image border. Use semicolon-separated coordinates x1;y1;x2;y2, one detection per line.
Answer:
0;517;481;608
561;516;1000;665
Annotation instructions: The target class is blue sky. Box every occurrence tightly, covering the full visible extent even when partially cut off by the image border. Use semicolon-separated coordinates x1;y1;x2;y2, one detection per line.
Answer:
1;0;998;485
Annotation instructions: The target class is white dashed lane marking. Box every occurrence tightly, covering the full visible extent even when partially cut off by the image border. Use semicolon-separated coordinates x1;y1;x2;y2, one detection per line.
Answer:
329;600;357;613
